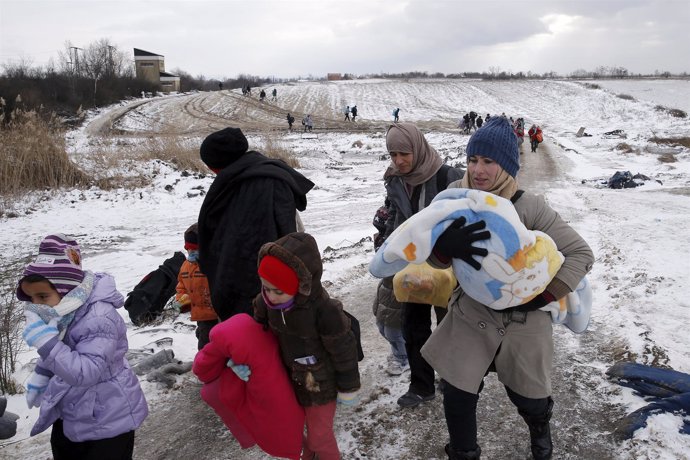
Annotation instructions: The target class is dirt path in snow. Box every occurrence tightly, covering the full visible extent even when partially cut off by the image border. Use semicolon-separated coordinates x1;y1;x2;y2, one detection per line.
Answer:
125;139;626;460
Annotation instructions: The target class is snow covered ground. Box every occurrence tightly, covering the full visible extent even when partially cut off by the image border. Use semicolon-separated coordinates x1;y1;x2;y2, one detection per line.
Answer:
1;78;689;459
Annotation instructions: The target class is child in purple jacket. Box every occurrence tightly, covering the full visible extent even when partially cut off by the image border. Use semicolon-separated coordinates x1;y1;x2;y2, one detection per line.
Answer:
17;234;148;459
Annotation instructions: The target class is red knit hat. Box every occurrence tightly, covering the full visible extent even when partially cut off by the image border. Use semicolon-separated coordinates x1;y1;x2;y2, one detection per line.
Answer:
258;255;298;296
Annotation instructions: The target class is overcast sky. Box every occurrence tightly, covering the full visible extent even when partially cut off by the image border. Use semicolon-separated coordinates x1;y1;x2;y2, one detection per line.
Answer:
1;0;689;79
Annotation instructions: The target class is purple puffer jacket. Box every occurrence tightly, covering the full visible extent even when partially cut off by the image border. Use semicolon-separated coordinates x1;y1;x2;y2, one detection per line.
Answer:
32;272;148;441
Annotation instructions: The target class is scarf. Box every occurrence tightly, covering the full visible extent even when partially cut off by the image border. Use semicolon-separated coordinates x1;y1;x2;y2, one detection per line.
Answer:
25;271;95;340
460;168;518;200
383;123;443;187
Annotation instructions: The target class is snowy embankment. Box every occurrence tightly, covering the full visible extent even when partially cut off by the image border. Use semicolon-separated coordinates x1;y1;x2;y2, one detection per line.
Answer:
1;79;689;459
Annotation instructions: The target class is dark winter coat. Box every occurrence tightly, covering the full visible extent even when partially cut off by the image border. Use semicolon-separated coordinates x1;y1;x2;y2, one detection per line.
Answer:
382;164;463;240
372;276;402;329
198;152;314;321
253;232;361;407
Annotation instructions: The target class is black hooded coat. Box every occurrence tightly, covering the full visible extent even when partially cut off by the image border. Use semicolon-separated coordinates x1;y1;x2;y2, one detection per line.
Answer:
198;151;314;320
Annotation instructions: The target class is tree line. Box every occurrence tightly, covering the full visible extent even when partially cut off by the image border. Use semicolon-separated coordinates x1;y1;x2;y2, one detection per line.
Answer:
2;37;687;125
0;39;274;125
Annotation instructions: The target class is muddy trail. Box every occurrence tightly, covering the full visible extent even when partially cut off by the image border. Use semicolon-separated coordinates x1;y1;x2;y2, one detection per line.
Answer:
123;142;625;460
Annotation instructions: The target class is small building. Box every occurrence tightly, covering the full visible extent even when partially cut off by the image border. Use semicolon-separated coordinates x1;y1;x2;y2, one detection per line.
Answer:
134;48;180;92
327;73;342;81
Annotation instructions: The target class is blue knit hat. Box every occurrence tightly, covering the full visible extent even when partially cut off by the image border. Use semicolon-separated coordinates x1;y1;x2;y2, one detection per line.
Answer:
466;117;520;177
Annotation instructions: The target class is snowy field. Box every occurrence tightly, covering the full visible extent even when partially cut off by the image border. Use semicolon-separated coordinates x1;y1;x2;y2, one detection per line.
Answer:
1;78;689;459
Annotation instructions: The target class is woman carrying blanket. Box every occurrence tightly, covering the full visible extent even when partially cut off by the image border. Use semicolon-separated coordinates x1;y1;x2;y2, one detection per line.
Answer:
380;123;465;408
424;117;594;460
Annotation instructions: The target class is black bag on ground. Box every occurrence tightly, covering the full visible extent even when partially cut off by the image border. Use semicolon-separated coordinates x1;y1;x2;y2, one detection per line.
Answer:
125;252;186;326
343;310;364;362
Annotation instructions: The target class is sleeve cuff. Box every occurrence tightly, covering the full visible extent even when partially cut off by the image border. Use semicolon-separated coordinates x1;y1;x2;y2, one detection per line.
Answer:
37;336;60;359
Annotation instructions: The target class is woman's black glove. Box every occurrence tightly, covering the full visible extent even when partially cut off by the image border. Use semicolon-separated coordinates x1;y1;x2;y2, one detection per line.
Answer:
433;217;491;270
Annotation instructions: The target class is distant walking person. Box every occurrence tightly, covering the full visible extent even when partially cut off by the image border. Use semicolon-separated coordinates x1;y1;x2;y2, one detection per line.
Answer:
528;124;543;152
393;107;400;122
259;89;266;102
351;105;358;121
344;105;351;121
286;113;295;131
476;115;484;128
272;88;277;101
303;114;313;132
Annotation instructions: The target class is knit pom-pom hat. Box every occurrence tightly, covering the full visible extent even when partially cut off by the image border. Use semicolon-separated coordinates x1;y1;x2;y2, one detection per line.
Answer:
199;127;249;171
466;117;520;177
17;234;85;301
258;255;299;296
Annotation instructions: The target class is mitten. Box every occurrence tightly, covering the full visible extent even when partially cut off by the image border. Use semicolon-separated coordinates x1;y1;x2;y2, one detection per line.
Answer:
22;311;59;349
433;217;491;270
337;391;359;406
513;291;556;312
226;358;251;382
25;372;50;408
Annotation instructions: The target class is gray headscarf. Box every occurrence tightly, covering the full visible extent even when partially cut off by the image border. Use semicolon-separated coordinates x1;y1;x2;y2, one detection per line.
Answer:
383;123;443;186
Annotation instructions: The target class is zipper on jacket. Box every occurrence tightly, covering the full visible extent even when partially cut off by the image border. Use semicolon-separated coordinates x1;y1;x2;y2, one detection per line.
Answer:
281;309;286;325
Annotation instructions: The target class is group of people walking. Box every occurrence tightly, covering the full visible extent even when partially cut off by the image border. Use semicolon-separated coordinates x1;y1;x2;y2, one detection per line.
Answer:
15;107;583;459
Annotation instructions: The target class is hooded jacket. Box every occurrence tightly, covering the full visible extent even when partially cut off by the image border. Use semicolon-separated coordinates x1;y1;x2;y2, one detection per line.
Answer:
198;151;314;321
253;232;361;406
31;272;148;441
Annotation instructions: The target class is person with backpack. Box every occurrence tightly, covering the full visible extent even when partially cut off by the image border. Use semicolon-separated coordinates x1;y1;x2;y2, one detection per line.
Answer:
17;234;148;459
476;115;484;129
286;112;295;131
423;117;594;459
174;223;218;349
351;105;358;121
380;122;465;408
247;232;361;460
197;127;314;322
528;124;543;152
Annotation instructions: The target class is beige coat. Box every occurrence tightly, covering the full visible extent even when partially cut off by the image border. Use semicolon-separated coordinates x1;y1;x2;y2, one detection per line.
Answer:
421;191;594;399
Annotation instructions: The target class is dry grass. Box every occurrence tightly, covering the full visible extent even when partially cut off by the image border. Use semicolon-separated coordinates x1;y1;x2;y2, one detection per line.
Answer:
137;135;208;172
650;136;690;149
0;109;89;195
260;131;300;168
614;142;635;153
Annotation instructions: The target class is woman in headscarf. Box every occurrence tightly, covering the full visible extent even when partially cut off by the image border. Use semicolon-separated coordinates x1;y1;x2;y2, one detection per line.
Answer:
380;123;465;408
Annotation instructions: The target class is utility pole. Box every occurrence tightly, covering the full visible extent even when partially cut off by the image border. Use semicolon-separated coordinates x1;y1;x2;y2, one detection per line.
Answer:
107;45;115;76
70;46;82;76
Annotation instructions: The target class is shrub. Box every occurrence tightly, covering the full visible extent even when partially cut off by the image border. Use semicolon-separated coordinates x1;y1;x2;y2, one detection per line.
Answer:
0;287;24;394
0;108;88;195
616;93;635;101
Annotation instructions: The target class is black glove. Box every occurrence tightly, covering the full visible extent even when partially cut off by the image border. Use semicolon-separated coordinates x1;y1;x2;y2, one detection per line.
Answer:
513;291;556;312
433;217;491;270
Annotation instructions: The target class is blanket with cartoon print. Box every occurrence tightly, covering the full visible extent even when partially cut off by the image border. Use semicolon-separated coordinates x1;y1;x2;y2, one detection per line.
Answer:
369;188;592;333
